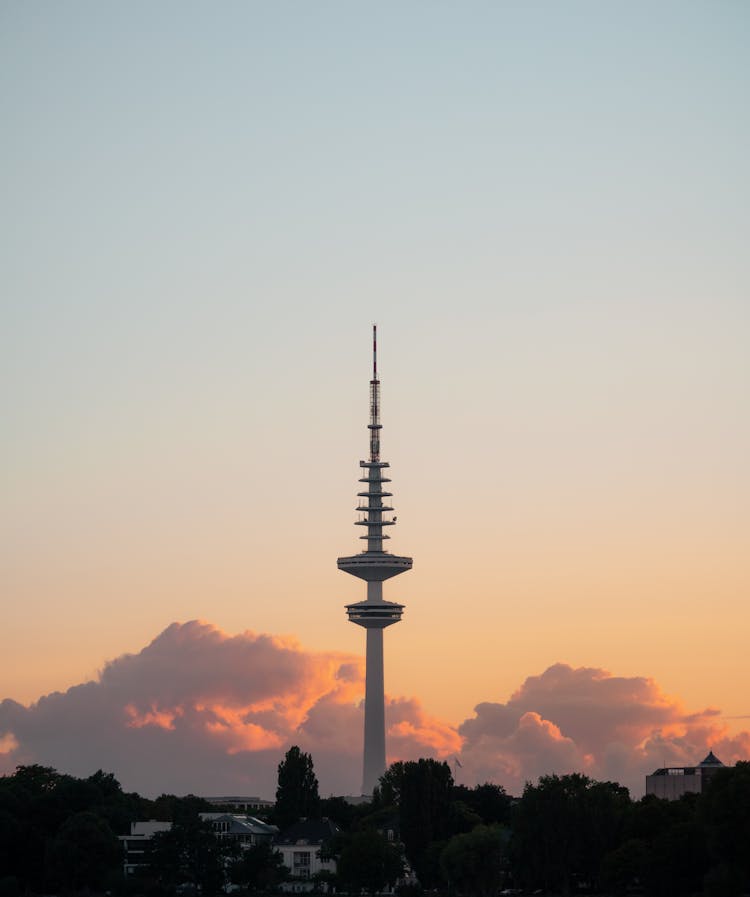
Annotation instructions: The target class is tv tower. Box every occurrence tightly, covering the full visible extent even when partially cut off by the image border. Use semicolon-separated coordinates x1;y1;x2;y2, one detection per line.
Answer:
338;325;413;796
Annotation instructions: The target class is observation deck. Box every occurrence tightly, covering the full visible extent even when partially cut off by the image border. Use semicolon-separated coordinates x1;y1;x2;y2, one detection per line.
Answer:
337;551;413;582
345;598;404;629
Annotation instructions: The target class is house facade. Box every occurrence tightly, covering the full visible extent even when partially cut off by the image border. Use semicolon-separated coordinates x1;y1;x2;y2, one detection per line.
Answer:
273;818;340;892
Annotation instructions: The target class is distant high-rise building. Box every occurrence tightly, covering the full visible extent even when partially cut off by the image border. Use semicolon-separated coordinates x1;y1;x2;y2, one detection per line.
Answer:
646;750;726;799
337;326;412;796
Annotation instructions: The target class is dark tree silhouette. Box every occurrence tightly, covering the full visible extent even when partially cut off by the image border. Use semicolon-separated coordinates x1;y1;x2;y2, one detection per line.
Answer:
701;761;750;894
440;824;508;897
512;773;629;895
275;745;320;829
461;781;512;826
230;841;288;891
397;758;454;886
47;810;120;891
374;761;406;807
149;810;236;893
336;829;403;895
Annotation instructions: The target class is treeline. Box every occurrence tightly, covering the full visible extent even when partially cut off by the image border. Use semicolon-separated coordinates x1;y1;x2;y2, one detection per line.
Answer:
343;758;750;897
0;758;749;896
0;764;216;895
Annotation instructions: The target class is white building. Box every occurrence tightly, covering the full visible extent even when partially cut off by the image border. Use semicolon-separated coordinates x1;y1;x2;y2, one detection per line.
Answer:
201;795;274;812
646;750;726;799
121;820;172;876
119;813;277;877
274;818;340;892
203;812;278;846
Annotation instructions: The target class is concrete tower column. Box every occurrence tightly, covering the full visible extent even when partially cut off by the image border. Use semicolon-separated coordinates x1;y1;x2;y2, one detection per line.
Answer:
363;627;386;794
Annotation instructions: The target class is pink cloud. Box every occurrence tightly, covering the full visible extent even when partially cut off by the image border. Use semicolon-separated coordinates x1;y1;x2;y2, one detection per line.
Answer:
458;662;750;795
0;621;454;798
386;697;462;762
0;621;369;796
1;629;747;800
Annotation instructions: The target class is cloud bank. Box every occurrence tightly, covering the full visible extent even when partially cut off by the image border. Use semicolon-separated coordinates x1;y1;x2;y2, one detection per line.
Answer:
1;623;747;798
457;663;750;794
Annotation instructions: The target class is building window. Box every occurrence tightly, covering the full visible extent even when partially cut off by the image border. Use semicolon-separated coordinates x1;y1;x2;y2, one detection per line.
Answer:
293;851;311;878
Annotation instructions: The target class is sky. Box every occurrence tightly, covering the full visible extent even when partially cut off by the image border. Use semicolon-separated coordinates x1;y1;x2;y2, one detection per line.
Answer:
2;1;749;799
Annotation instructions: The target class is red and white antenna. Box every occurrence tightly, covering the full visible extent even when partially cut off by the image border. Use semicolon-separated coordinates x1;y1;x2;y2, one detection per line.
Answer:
369;324;380;461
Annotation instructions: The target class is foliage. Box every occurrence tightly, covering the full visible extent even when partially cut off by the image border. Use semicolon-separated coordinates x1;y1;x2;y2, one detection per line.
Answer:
3;752;749;897
274;745;320;829
336;829;404;895
701;761;750;892
511;773;630;894
455;781;512;826
374;760;406;807
149;810;238;893
599;837;649;896
378;761;515;888
149;792;214;823
645;818;708;897
230;841;288;891
440;823;508;897
617;792;710;897
397;758;453;885
445;799;482;836
0;764;136;892
47;809;120;890
319;794;361;830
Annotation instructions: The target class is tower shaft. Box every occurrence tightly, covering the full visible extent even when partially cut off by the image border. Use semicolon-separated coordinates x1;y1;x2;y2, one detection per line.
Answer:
364;626;386;792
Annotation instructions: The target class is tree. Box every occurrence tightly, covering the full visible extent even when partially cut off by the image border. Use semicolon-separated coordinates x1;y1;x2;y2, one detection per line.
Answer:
624;792;710;897
398;759;454;887
600;838;649;897
440;824;508;897
375;761;407;807
47;810;120;891
275;746;320;829
511;773;629;895
445;800;483;837
0;764;137;893
336;830;404;895
701;761;750;893
460;782;512;826
230;841;287;892
149;811;237;893
319;795;361;830
645;818;707;897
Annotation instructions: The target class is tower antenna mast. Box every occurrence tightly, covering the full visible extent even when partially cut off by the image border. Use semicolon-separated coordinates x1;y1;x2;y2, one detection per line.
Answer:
370;324;380;462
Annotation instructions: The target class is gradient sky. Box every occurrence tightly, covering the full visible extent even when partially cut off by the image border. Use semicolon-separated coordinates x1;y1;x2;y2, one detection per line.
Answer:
2;2;749;794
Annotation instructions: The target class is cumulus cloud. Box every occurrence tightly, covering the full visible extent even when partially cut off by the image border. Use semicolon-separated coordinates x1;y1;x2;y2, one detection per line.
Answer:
0;621;455;798
387;697;462;761
457;662;750;796
1;629;747;799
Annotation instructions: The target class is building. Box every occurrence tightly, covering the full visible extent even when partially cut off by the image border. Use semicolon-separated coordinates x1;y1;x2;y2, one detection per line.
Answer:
646;750;726;799
202;795;274;812
274;817;340;892
121;820;172;876
203;812;278;845
119;813;277;877
337;325;412;796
